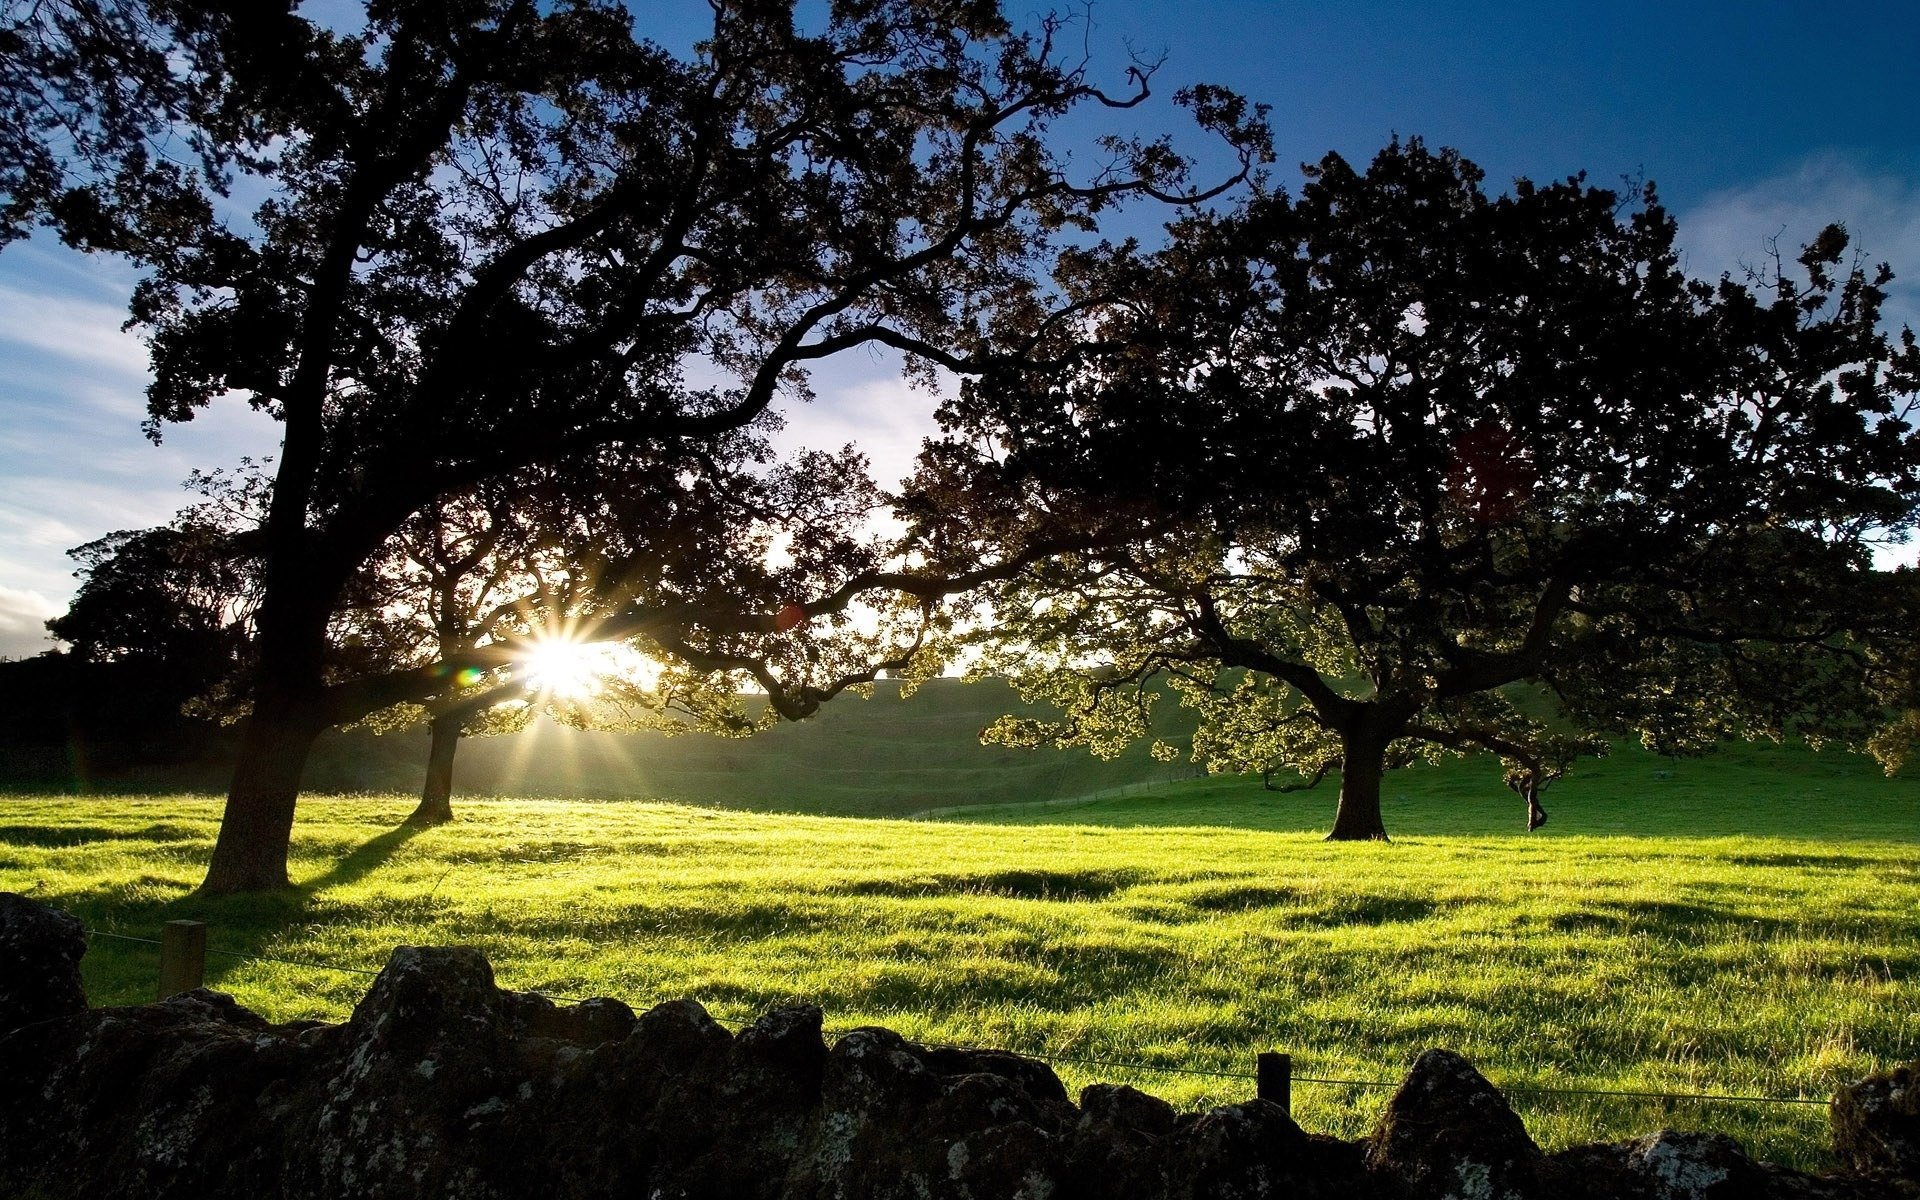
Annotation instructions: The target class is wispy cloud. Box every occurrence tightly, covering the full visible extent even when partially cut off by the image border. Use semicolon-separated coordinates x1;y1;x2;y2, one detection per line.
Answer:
0;282;152;378
774;367;948;493
1680;152;1920;329
0;583;60;660
0;246;282;633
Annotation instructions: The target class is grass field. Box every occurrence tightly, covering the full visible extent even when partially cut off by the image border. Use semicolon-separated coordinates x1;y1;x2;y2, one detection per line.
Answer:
2;738;1915;1172
30;678;1200;814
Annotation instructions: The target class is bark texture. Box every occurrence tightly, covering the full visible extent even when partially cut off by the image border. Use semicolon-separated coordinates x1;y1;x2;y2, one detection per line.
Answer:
1326;716;1394;842
200;692;326;894
408;711;462;826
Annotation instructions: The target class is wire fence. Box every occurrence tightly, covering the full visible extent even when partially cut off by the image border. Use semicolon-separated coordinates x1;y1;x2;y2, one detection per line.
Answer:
85;925;1835;1113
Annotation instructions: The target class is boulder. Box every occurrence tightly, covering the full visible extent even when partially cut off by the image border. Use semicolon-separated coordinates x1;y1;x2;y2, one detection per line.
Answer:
501;989;636;1045
1832;1060;1920;1181
1061;1083;1177;1199
1169;1097;1365;1200
276;945;666;1199
0;987;314;1198
631;1002;827;1200
0;890;87;1034
1368;1048;1547;1200
1548;1130;1899;1200
512;997;737;1199
1550;1130;1772;1199
280;945;534;1199
791;1025;1074;1199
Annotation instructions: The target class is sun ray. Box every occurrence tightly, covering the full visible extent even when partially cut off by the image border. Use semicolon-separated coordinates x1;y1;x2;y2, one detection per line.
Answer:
519;636;611;700
496;702;544;794
515;632;664;708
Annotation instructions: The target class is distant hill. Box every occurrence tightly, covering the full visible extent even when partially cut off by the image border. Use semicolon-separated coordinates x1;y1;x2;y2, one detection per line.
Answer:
14;677;1203;816
372;678;1204;816
937;735;1920;839
22;671;1908;827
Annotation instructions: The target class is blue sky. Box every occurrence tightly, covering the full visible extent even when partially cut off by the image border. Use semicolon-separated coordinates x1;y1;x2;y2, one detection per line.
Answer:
2;0;1917;656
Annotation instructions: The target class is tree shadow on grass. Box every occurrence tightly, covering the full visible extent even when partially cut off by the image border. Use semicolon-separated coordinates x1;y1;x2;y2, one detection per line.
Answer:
299;823;425;895
835;868;1140;902
1724;851;1885;871
0;824;145;847
1534;898;1846;944
40;822;430;1009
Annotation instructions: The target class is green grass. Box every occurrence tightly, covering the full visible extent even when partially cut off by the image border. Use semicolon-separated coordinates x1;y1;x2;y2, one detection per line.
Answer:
27;678;1201;815
3;749;1916;1173
948;736;1920;838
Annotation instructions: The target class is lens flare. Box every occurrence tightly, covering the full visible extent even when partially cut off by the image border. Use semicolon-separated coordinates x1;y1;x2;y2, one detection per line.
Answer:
519;637;613;699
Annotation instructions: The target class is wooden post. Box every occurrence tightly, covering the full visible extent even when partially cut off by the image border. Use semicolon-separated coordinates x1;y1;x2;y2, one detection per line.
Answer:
157;920;207;1000
1257;1050;1292;1115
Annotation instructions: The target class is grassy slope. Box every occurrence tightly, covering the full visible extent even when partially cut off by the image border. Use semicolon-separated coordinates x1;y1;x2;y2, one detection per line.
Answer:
435;678;1201;815
4;743;1916;1170
43;678;1201;815
945;736;1920;839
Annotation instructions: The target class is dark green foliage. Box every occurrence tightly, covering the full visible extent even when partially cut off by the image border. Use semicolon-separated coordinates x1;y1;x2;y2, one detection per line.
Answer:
6;0;1262;890
0;676;1199;810
0;653;232;773
925;139;1920;839
46;522;250;671
19;521;255;769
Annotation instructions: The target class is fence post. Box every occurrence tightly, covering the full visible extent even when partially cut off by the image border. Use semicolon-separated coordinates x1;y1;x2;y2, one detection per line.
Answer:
157;920;208;1000
1257;1050;1292;1115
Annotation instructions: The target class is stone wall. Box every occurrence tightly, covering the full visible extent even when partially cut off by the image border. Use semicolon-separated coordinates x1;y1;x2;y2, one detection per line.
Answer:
2;892;1914;1199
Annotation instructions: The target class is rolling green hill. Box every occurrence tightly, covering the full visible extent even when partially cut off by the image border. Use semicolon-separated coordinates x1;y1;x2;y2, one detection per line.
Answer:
36;678;1205;815
421;678;1204;815
30;675;1919;838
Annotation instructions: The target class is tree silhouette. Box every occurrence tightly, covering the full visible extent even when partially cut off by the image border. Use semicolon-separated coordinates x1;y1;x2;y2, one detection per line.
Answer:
333;481;542;827
47;521;252;674
347;436;913;826
923;140;1920;838
7;0;1265;890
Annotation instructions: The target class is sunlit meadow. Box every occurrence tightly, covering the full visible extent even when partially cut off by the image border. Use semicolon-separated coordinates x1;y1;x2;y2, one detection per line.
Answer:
4;737;1915;1172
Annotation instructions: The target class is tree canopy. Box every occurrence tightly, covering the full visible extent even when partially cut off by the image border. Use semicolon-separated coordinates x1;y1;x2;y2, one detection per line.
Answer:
342;434;927;825
47;520;252;674
6;0;1265;890
919;140;1920;838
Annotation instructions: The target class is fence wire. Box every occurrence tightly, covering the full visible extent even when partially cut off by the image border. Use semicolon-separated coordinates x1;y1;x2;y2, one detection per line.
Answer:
84;926;1835;1110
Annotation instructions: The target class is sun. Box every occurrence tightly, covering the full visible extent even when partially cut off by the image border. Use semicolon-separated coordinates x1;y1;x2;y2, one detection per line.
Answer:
518;636;613;700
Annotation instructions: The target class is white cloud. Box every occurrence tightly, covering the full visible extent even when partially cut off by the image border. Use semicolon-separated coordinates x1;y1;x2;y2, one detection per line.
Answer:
1680;153;1920;330
0;507;86;553
0;243;283;631
774;369;947;493
0;583;61;659
0;364;147;421
0;479;165;545
0;282;153;378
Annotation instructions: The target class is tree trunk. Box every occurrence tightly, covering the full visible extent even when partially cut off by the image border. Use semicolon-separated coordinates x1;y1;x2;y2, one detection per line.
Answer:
200;691;326;894
200;557;338;895
408;711;461;826
1326;715;1394;842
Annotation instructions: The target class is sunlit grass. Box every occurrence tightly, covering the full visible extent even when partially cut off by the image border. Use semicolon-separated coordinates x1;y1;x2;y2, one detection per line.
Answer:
3;779;1916;1172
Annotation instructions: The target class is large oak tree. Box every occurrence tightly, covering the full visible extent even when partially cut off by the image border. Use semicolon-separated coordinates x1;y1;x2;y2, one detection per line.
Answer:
6;0;1265;890
921;140;1920;839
